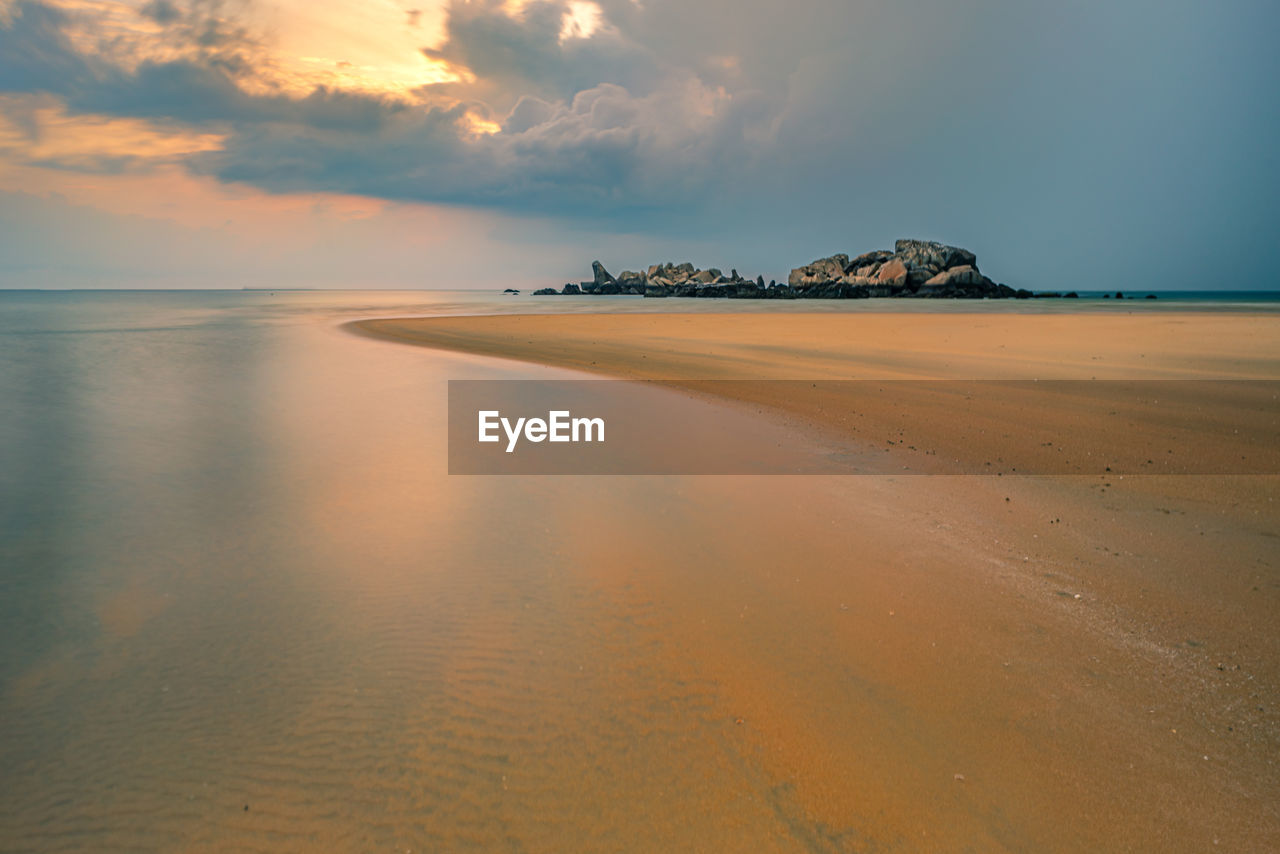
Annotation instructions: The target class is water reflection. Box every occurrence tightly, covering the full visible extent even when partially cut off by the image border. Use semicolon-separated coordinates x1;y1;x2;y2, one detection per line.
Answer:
0;292;804;851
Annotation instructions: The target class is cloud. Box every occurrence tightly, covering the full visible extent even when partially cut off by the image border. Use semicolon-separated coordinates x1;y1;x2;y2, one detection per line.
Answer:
421;0;659;104
139;0;182;26
1;0;1279;289
0;0;771;215
192;75;774;219
0;2;95;94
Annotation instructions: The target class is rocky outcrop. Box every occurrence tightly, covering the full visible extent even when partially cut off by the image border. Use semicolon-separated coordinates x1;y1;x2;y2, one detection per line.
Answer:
563;261;643;295
531;240;1035;299
592;261;615;289
631;261;753;298
788;255;848;288
786;239;1011;299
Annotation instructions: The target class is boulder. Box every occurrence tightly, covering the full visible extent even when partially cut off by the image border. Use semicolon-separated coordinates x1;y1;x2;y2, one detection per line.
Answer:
847;250;894;272
922;265;982;289
616;270;647;290
907;267;935;287
502;288;519;294
788;254;849;288
893;239;977;272
839;274;873;287
561;283;581;295
592;260;617;288
872;257;908;286
532;287;559;295
692;269;718;284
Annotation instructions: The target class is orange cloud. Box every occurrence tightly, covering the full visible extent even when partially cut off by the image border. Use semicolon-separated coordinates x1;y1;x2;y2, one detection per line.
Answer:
0;95;224;170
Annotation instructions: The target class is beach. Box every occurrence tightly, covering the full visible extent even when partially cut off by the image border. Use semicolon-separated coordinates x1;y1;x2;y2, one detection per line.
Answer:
4;0;1274;844
355;309;1280;850
2;293;1276;852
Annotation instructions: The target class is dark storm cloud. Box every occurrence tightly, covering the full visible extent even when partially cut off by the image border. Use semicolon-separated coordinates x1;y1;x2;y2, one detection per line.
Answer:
192;79;765;217
139;0;182;25
0;2;95;93
421;0;660;102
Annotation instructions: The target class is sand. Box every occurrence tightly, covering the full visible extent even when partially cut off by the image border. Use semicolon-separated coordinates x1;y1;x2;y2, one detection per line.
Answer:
352;310;1280;851
356;312;1280;475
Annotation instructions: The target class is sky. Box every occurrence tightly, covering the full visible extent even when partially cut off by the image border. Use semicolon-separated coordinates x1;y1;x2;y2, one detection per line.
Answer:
0;0;1276;290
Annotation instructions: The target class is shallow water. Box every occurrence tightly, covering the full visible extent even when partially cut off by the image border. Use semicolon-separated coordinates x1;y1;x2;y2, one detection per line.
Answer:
0;291;854;851
1;291;1276;852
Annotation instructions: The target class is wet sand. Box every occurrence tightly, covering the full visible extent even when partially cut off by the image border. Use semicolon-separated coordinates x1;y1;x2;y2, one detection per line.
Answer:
354;311;1280;851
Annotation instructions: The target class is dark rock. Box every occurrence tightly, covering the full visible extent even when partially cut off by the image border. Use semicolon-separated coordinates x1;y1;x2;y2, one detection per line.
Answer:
907;267;935;287
1145;294;1157;299
592;260;617;288
871;257;909;287
846;250;894;272
757;275;765;288
894;239;978;272
561;283;581;295
532;287;559;296
616;270;647;290
789;254;849;288
1064;291;1079;298
922;265;982;290
503;288;519;294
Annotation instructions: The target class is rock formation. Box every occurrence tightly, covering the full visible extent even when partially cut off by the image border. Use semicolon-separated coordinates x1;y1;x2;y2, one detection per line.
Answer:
784;239;1011;299
532;241;1051;299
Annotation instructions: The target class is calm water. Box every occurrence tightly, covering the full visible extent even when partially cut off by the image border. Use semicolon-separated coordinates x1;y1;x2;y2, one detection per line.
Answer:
0;290;840;852
0;290;1275;852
